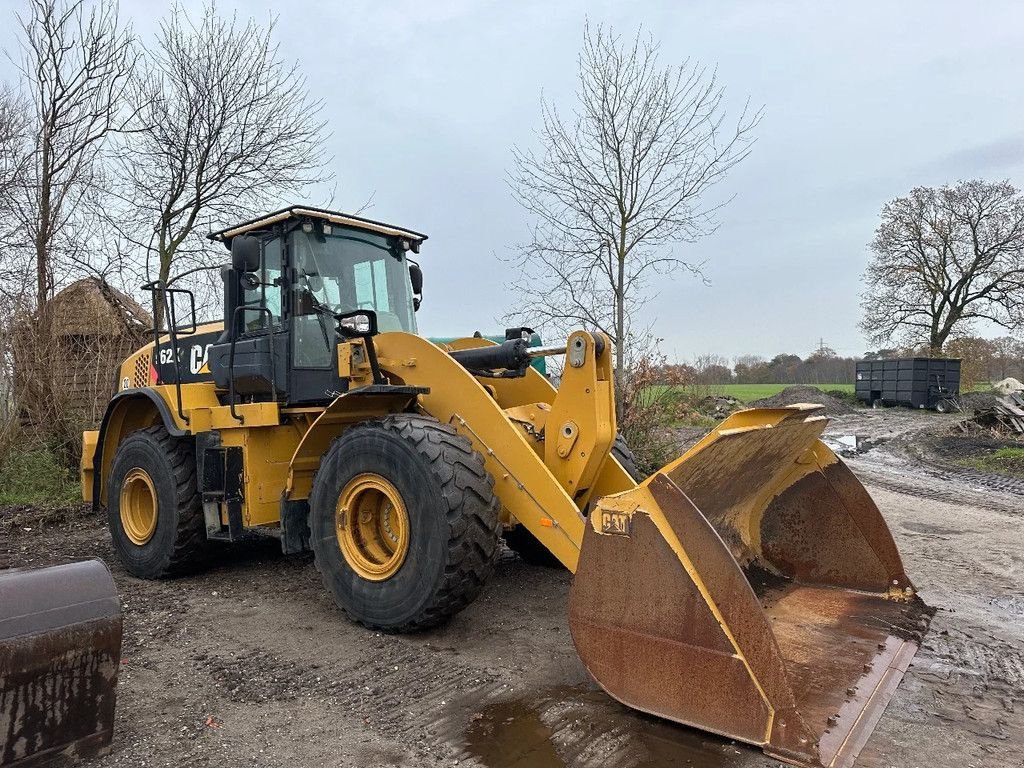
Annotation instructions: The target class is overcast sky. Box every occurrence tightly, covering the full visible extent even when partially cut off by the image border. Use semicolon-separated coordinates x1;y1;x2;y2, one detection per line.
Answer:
3;1;1023;360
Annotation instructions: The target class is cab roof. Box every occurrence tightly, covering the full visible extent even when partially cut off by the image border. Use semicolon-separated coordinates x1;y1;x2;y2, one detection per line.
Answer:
208;206;428;245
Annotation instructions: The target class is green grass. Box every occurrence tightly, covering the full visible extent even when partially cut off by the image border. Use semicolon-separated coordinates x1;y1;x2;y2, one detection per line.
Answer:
956;446;1024;479
648;383;855;404
0;448;81;506
712;383;854;402
992;447;1024;460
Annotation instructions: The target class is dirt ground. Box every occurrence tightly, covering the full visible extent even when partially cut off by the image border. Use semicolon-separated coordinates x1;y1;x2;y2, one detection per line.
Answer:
2;407;1023;768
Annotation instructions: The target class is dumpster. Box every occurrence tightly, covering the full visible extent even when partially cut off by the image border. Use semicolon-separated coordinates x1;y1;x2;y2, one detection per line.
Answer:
855;357;960;410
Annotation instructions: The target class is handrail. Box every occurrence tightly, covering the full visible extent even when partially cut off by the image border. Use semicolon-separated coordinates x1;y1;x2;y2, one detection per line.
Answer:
141;280;197;427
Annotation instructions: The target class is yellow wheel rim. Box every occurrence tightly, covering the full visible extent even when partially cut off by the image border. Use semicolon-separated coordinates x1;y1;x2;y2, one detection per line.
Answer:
336;473;410;581
120;468;158;545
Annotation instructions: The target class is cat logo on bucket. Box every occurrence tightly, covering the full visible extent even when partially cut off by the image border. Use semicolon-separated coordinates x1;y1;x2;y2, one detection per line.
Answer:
599;510;631;536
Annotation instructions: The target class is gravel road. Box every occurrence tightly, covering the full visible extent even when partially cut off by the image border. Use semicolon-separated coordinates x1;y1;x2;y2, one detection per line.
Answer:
2;407;1022;768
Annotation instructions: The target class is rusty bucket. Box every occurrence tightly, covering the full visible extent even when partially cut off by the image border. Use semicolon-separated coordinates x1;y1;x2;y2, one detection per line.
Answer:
1;559;122;767
570;406;931;768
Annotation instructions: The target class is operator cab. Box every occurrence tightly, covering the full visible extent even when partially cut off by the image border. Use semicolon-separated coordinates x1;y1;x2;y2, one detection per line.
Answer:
207;206;427;406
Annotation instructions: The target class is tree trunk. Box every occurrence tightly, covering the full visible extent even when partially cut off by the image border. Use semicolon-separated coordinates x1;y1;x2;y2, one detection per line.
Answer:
151;251;173;332
35;233;47;311
36;136;52;312
614;249;626;420
929;326;945;356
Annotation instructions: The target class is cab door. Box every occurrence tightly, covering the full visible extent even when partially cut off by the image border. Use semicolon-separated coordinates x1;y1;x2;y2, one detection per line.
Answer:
231;237;288;398
287;230;346;404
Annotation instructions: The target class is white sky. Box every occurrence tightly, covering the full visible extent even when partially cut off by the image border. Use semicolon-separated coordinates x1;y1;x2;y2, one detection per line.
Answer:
3;0;1023;360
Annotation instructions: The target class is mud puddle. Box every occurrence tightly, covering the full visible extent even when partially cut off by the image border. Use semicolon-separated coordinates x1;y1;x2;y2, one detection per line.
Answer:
453;686;749;768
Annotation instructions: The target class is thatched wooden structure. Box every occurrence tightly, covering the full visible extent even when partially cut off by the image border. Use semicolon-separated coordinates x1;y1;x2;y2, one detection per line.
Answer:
14;279;151;432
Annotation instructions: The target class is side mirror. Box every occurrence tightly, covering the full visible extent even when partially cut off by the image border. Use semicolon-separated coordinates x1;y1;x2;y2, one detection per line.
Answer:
409;262;423;311
336;309;378;338
231;235;261;273
409;262;423;294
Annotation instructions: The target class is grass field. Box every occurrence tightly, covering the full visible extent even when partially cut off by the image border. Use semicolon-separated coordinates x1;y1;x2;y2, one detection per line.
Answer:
649;383;855;404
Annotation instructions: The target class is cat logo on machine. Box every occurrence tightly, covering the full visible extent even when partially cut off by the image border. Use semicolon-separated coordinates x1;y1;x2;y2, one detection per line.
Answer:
189;343;212;375
121;377;131;391
599;509;631;536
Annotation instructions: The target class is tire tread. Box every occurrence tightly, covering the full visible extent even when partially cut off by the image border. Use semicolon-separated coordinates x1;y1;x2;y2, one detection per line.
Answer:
111;425;208;578
311;414;500;632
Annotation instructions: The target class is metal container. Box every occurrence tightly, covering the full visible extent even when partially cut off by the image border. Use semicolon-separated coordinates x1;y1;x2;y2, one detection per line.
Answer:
855;357;961;409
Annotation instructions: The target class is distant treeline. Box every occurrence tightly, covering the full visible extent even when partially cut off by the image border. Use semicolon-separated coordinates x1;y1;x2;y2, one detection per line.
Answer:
661;336;1024;387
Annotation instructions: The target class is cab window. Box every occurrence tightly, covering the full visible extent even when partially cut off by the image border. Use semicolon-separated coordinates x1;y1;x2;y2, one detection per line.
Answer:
242;238;282;330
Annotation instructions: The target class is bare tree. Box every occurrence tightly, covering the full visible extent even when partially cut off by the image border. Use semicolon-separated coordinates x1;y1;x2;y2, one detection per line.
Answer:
692;353;732;384
117;3;329;325
14;0;136;311
990;335;1024;381
861;180;1024;354
0;88;30;256
508;23;760;414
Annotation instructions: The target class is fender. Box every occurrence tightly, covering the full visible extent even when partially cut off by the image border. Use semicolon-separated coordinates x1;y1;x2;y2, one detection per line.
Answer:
285;383;427;501
91;389;187;511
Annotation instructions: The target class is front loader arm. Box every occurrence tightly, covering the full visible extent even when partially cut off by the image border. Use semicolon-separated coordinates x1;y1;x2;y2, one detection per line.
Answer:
374;330;626;570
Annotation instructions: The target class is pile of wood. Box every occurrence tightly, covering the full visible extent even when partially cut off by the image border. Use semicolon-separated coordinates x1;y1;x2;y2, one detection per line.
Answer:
972;393;1024;434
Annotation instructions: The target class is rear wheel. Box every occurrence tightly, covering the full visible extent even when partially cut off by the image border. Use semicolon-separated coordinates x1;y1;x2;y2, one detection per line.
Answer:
107;426;208;578
309;414;501;632
505;433;642;568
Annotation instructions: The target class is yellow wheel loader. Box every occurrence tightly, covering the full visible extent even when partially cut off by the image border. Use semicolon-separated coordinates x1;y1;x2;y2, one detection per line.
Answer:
82;206;930;768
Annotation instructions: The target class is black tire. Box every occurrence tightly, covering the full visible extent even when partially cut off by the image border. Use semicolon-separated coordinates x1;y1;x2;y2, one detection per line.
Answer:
309;414;501;632
504;433;642;569
611;433;644;481
107;426;208;579
503;524;563;568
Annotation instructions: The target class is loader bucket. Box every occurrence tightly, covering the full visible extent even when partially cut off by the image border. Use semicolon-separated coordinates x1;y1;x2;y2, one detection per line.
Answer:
1;560;122;767
569;405;931;768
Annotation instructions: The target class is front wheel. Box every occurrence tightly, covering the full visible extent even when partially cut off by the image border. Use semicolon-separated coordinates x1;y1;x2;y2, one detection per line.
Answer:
309;414;501;632
107;426;208;578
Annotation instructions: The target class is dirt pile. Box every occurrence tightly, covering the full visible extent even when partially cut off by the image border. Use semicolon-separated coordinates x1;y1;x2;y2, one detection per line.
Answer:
993;377;1024;395
697;394;742;419
958;391;1003;412
748;386;854;416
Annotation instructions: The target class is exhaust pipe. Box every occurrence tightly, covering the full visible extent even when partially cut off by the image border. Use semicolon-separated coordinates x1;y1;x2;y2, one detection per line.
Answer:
1;559;122;767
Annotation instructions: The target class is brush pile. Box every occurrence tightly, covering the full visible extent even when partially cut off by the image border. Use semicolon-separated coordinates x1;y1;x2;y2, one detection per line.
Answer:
964;392;1024;435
